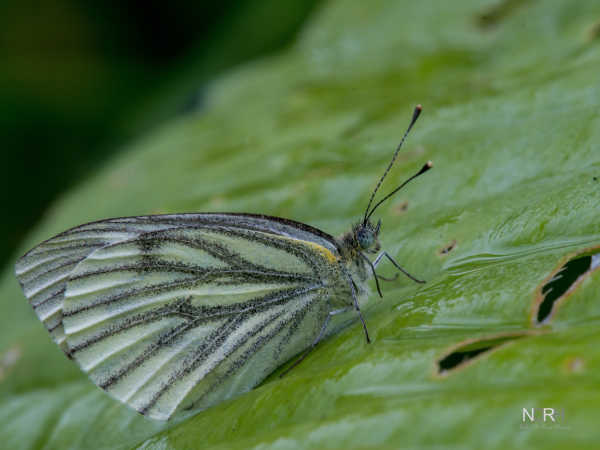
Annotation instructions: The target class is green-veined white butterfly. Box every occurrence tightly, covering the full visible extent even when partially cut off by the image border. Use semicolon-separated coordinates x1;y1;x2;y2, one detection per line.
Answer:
15;105;431;421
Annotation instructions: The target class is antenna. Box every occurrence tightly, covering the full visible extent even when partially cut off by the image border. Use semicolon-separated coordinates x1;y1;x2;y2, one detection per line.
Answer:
363;105;423;224
365;161;433;222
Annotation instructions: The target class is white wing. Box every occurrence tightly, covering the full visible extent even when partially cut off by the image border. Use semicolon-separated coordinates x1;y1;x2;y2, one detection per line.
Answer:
15;214;344;420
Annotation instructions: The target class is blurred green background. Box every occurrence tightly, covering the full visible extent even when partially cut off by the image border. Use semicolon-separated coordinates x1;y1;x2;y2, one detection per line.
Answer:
0;0;321;269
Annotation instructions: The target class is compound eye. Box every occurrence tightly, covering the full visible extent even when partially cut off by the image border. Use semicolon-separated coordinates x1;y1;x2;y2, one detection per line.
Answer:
357;228;374;250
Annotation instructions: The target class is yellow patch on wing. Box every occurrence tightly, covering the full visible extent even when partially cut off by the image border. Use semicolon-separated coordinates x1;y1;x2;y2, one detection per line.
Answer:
302;241;339;264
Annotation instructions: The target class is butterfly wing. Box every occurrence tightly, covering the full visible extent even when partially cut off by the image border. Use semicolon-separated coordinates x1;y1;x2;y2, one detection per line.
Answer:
15;214;344;420
15;217;186;350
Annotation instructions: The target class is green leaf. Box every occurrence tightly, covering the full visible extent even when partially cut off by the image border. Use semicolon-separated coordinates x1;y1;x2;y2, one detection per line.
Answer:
2;0;600;448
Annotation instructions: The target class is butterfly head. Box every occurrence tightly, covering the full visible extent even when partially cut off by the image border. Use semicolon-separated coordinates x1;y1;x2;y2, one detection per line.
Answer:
354;219;381;254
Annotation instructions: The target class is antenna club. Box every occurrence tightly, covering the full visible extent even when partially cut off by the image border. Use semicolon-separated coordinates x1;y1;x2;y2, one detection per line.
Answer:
410;105;422;126
416;160;433;176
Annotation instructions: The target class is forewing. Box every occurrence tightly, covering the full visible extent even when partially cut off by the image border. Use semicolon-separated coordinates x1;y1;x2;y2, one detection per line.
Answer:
14;219;183;350
14;213;339;351
16;214;341;420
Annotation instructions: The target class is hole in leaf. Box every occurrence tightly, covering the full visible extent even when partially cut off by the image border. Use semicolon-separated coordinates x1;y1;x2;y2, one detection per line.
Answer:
437;333;528;375
534;250;600;324
438;239;457;255
392;201;408;215
476;0;531;29
438;347;491;372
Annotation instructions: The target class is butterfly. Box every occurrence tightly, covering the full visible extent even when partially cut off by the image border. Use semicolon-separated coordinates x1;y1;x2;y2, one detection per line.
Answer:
15;105;431;421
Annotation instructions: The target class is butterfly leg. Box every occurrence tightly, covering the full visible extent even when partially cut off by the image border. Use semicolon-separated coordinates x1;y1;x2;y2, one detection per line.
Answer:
374;251;425;284
279;307;351;378
359;252;383;298
369;252;400;283
377;273;399;282
344;272;371;344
